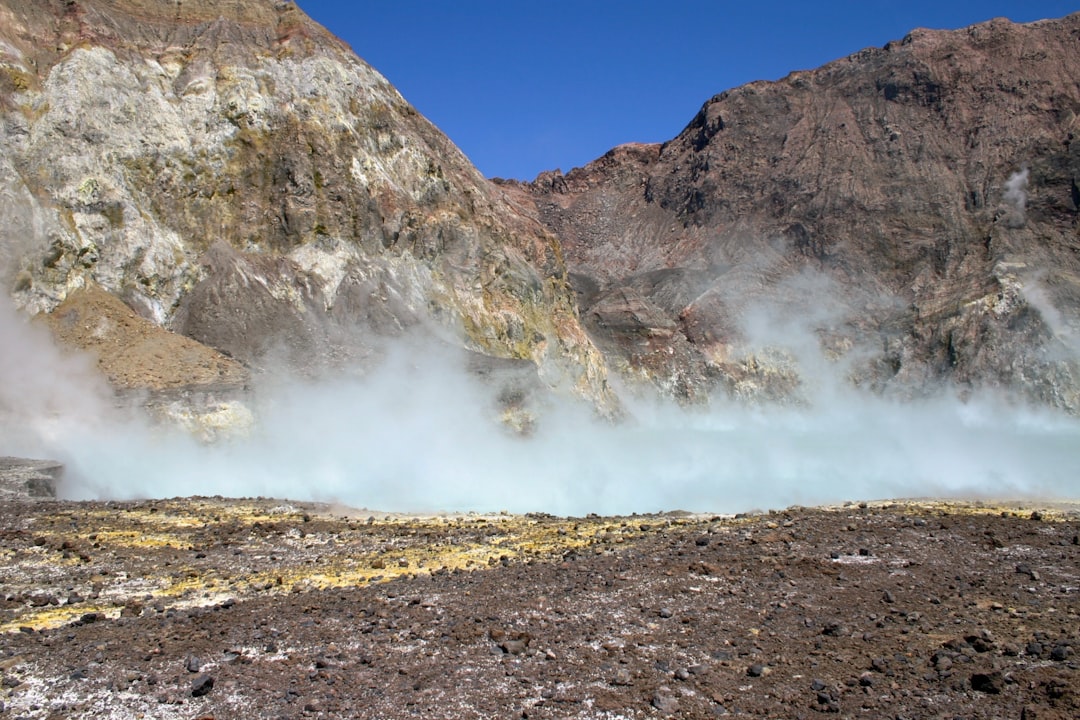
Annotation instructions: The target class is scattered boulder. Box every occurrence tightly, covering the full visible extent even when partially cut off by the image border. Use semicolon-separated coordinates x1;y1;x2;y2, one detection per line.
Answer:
971;671;1004;694
191;674;214;697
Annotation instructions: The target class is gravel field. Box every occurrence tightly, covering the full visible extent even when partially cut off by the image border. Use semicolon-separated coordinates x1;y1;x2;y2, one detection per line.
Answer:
0;497;1076;718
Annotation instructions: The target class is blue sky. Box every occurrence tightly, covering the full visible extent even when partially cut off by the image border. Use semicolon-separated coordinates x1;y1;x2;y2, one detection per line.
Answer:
298;1;1078;180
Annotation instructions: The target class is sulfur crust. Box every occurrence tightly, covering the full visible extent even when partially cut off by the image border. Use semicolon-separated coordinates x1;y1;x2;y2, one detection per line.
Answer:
3;498;1073;633
2;502;656;632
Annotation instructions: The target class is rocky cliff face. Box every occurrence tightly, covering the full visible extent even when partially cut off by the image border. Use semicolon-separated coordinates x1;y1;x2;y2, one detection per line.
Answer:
505;14;1080;411
0;0;613;414
3;3;1077;423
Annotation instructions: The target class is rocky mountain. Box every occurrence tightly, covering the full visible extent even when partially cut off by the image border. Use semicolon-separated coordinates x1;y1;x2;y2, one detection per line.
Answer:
0;0;614;423
2;2;1078;429
503;13;1080;411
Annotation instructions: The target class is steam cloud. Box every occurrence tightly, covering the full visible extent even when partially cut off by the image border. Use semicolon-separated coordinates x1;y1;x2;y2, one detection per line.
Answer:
1004;167;1030;227
2;290;1078;516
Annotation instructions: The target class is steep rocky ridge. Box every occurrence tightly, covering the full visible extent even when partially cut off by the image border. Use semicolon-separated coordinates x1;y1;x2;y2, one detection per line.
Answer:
505;14;1080;409
0;0;613;415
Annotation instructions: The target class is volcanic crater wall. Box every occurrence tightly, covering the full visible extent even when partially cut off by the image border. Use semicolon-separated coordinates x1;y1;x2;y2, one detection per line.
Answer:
2;2;1079;421
504;13;1080;411
0;0;613;414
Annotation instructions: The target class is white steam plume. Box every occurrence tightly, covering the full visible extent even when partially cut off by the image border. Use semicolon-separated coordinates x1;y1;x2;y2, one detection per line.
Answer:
1003;167;1030;227
0;299;117;459
1;223;1078;515
1020;273;1079;356
1;313;1076;516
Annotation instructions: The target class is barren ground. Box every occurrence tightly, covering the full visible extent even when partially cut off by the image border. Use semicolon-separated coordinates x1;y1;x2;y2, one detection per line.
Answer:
0;497;1077;719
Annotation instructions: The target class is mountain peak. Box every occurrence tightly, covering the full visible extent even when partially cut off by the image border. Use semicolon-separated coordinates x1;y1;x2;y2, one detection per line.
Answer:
0;0;616;419
515;11;1080;409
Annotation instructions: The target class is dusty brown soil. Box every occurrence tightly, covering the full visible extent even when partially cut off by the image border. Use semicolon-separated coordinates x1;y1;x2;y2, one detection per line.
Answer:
0;498;1077;719
42;283;248;392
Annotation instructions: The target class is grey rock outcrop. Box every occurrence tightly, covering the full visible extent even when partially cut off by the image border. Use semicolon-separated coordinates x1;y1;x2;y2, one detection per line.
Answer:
0;456;61;499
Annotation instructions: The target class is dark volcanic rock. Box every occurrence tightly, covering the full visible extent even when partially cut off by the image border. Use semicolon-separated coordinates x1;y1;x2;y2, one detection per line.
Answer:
971;670;1005;694
190;673;214;697
505;13;1080;410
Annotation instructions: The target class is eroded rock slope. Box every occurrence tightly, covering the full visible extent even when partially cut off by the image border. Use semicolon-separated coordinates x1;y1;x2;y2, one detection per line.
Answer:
0;0;612;411
506;14;1080;409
